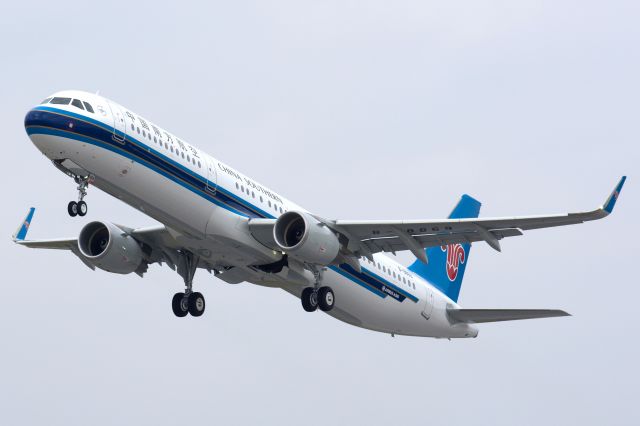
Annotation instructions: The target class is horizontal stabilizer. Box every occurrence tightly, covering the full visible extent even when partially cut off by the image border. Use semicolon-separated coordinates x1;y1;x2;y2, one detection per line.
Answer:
448;309;570;324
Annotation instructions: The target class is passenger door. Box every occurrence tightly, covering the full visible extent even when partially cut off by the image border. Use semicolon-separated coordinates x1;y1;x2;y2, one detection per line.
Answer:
108;102;126;143
205;157;217;194
421;289;434;320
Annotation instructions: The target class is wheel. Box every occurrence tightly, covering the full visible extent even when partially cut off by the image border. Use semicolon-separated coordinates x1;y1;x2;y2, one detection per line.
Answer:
67;201;78;217
301;287;318;312
172;292;188;317
188;292;206;317
77;201;87;216
318;286;335;312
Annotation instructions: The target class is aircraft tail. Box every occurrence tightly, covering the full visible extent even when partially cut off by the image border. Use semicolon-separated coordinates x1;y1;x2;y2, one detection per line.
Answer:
408;195;481;302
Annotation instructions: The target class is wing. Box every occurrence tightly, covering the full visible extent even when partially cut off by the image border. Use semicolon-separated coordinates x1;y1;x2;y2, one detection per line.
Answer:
12;208;200;276
249;177;626;262
330;177;626;260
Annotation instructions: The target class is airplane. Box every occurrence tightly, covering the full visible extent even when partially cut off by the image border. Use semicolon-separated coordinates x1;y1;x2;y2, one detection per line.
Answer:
14;90;626;338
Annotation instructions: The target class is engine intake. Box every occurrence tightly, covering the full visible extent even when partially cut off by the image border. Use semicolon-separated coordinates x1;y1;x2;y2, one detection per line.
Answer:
78;221;144;274
273;211;339;265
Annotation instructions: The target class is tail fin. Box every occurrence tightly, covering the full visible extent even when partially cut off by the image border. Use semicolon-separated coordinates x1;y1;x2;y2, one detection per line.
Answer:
408;195;481;302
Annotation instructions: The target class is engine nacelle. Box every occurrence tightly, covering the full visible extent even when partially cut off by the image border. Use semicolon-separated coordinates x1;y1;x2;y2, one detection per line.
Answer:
78;221;144;274
273;211;340;265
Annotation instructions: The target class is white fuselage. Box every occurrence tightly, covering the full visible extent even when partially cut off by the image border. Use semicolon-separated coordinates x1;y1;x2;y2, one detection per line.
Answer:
25;90;478;338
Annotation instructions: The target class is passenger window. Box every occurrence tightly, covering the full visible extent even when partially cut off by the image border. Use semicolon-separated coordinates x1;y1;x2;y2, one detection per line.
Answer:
137;127;140;134
260;196;263;202
131;124;135;131
252;191;255;198
181;152;185;159
82;102;94;113
235;182;239;189
50;97;71;105
268;200;272;207
71;99;85;110
41;97;52;104
198;161;201;168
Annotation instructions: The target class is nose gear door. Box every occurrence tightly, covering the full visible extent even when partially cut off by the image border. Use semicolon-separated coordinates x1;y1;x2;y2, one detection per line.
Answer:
108;102;126;143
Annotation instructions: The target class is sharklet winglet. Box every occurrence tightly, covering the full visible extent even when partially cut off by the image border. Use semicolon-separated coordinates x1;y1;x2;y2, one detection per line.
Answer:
602;176;626;215
13;207;36;242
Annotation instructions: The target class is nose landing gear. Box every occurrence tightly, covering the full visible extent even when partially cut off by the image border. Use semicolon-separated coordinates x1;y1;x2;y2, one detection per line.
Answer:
67;176;90;217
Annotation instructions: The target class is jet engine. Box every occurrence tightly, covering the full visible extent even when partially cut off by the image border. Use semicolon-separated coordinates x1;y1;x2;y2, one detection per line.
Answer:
273;211;340;265
78;221;144;274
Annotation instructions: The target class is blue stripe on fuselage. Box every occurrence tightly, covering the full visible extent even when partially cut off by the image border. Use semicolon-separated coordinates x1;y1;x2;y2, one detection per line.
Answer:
25;106;418;303
26;107;271;219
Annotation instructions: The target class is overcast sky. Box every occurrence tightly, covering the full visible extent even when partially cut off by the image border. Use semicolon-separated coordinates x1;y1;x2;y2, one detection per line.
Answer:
1;1;638;425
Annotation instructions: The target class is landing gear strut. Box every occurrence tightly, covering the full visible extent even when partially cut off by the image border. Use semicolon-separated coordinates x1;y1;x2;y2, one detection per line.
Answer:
68;175;90;217
301;267;335;313
171;250;206;318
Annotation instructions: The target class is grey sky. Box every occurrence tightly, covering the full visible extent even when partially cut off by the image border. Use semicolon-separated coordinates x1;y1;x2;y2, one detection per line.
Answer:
1;1;638;425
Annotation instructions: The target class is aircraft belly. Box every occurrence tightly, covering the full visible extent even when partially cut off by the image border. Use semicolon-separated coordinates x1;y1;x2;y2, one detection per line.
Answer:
322;268;466;338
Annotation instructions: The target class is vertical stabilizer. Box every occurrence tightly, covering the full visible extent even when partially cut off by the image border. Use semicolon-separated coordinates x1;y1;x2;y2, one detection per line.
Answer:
408;195;481;302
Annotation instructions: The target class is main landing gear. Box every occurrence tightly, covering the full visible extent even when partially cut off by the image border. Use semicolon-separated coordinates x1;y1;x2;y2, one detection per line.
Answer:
301;268;335;313
68;176;90;217
171;250;206;318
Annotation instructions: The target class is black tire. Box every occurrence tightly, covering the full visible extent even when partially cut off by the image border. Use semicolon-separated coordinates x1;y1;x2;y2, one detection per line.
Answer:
172;292;188;317
318;286;335;312
67;201;78;217
188;292;206;317
301;287;318;312
77;201;87;216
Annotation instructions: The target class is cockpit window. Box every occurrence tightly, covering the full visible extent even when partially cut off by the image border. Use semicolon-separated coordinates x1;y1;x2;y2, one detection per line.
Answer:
71;99;85;110
41;97;52;104
82;101;94;113
50;97;71;105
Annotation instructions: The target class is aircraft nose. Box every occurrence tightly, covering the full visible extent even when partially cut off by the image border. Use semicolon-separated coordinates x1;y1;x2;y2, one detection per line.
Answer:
24;107;63;136
25;105;77;138
23;106;74;160
24;107;41;133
